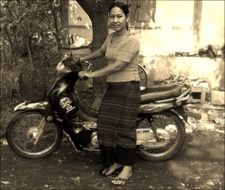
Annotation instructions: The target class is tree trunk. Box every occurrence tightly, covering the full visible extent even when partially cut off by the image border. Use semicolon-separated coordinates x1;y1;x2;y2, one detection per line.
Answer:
76;0;114;109
4;26;17;65
60;0;69;47
49;0;62;50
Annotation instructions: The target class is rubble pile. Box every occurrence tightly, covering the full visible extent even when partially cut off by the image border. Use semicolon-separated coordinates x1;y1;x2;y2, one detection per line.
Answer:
154;75;224;133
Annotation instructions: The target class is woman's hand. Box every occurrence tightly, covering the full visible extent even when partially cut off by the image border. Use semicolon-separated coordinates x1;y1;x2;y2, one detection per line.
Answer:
78;71;93;80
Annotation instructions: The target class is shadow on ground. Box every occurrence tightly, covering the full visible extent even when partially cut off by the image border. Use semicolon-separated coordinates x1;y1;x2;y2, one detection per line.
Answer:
1;130;224;190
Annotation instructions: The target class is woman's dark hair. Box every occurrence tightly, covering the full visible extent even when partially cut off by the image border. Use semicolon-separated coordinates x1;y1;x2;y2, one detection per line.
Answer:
108;2;129;16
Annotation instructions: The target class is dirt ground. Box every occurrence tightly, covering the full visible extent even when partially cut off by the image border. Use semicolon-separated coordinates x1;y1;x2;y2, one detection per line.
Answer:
0;129;224;190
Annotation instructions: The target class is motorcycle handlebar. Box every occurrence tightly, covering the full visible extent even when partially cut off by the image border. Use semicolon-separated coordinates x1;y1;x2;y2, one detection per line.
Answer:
61;56;81;70
57;55;93;74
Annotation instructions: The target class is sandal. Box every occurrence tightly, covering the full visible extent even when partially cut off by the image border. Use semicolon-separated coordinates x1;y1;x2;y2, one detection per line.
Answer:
111;172;133;186
111;177;129;186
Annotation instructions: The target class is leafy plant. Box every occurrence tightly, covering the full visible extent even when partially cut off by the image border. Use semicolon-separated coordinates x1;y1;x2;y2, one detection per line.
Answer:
0;0;63;66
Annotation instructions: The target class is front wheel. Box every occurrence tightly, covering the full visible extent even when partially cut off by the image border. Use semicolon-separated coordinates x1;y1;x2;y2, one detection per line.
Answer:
6;111;63;159
137;112;186;161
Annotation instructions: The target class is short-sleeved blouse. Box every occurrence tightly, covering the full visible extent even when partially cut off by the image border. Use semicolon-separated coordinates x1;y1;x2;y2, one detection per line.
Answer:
100;31;140;82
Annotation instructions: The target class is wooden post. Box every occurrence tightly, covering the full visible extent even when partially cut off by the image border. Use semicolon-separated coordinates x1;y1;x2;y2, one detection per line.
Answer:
193;0;202;51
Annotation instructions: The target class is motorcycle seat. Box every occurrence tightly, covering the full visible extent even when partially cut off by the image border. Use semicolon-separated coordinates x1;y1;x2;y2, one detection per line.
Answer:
140;84;182;104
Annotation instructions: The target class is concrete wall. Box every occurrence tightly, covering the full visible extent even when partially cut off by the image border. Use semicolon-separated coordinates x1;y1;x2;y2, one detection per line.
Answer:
135;0;224;89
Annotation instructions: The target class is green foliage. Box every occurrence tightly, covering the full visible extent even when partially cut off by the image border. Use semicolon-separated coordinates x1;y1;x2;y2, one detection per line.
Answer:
0;0;63;67
0;0;64;121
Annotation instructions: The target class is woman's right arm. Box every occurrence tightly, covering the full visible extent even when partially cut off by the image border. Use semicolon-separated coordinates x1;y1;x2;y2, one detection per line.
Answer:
80;48;104;62
80;34;110;62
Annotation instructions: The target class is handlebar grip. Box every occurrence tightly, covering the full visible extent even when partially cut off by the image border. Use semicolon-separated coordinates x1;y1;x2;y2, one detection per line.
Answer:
82;76;89;80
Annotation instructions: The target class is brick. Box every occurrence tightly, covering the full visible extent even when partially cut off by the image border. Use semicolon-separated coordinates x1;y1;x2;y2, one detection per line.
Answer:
211;89;225;105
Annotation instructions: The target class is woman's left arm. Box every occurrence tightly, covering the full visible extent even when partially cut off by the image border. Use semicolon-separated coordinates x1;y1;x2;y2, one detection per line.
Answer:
79;60;128;79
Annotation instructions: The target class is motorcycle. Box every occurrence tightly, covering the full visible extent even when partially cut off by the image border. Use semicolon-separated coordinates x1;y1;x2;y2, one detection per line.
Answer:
6;56;193;161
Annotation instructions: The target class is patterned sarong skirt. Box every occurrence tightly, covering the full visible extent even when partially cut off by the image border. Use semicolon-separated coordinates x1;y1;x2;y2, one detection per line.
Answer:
97;81;140;166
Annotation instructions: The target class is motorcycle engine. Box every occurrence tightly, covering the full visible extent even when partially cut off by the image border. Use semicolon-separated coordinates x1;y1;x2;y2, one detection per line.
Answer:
72;128;99;150
72;130;92;150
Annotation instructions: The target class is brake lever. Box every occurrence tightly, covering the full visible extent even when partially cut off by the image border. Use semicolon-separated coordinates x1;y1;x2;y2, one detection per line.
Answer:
83;61;93;72
77;61;93;80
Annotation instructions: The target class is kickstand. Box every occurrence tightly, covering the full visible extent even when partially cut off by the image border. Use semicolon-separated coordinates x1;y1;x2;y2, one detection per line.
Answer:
147;117;160;142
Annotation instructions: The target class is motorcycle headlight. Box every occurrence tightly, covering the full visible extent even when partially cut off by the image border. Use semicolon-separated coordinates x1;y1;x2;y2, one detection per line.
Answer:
56;62;72;74
59;82;67;92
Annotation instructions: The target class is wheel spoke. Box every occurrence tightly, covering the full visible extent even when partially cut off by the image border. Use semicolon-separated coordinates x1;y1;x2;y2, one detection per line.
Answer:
33;118;46;145
7;111;62;158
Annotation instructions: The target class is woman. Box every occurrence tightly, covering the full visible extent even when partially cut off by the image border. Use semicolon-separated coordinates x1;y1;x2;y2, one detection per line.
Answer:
79;2;140;186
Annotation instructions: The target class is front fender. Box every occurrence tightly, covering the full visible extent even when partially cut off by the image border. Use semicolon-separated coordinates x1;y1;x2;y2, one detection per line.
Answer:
14;101;48;111
171;106;187;121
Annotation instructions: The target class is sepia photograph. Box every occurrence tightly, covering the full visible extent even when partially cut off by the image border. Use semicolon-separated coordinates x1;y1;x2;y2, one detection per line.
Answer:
0;0;224;189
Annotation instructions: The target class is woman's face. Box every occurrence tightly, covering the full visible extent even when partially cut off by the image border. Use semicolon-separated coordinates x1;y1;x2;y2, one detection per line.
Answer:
108;7;128;32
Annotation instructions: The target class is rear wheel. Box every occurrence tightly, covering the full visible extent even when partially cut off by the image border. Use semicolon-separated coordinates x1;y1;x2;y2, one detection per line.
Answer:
137;112;186;161
6;111;62;159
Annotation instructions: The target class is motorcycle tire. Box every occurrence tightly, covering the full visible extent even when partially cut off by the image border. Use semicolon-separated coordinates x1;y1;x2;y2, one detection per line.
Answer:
6;111;63;159
137;111;186;161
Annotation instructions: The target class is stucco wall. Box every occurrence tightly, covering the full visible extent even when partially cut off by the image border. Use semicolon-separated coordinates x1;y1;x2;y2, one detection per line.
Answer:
142;56;224;89
67;1;224;90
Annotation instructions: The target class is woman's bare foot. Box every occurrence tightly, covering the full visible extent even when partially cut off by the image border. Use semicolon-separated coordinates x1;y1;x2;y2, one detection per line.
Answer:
101;163;123;176
111;166;133;185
